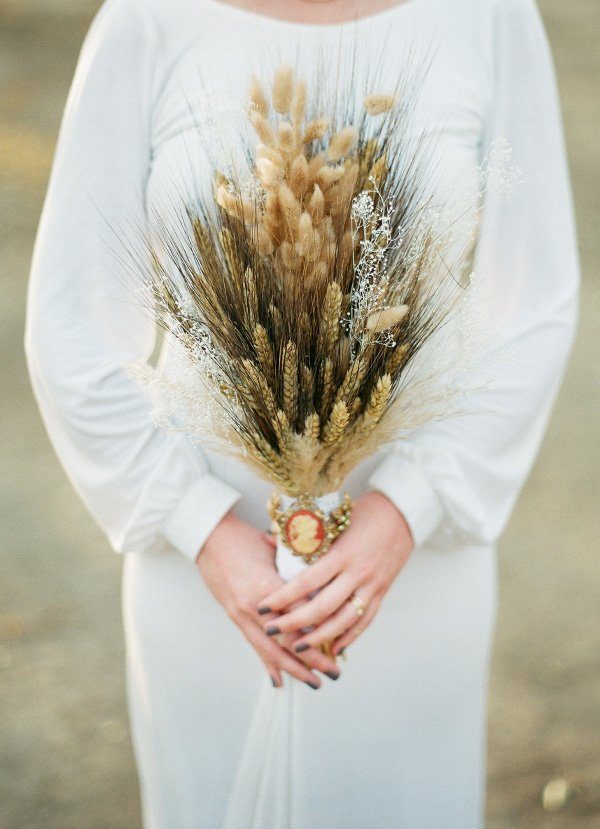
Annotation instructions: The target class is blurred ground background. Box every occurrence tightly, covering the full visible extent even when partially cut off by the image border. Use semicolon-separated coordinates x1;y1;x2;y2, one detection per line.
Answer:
0;0;598;827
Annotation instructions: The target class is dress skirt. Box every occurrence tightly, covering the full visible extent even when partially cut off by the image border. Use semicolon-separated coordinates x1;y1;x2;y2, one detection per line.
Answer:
121;454;498;829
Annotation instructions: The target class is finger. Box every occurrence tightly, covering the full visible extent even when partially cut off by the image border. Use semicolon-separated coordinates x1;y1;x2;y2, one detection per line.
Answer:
293;647;341;679
331;596;382;655
261;657;283;688
257;550;343;613
280;630;341;678
263;572;358;634
262;599;340;677
293;585;380;651
256;608;283;627
243;620;322;688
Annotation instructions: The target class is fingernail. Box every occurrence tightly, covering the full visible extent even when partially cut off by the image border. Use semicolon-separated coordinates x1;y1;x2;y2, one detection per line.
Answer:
300;625;315;634
325;670;340;681
305;680;320;690
338;647;345;656
271;675;280;688
295;642;310;653
266;626;280;636
258;606;272;615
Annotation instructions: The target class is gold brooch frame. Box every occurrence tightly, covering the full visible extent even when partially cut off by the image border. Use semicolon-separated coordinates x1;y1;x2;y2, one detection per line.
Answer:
267;492;353;563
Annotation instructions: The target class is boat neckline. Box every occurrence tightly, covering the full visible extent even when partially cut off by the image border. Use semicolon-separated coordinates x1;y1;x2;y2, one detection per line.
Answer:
200;0;420;31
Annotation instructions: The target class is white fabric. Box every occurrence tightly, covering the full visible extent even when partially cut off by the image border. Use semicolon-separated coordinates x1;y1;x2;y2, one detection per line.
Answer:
25;0;579;826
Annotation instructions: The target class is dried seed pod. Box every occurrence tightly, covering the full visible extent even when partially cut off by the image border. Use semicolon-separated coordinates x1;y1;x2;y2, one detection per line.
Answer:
303;412;320;440
322;401;349;446
241;359;278;419
306;151;326;181
243;267;259;322
278;122;296;153
335;358;367;405
264;190;283;240
321;282;342;355
269;303;283;339
290;79;307;126
282;341;299;424
369;154;388;187
366;305;409;333
249;434;295;490
364;374;391;424
219;228;238;274
352;375;392;441
316;164;346;190
290;155;309;197
273;409;291;445
385;342;410;376
301;364;315;408
296;212;313;254
256;157;283;187
279;240;297;270
249;110;276;146
320;358;334;420
364;93;396;116
253;324;275;381
303;118;330;143
256;226;274;256
307;184;325;223
313;260;329;282
272;64;294;114
327;127;358;162
349;397;362;417
277;183;302;235
256;143;284;166
331;163;359;217
248;75;269;117
302;229;323;263
215;185;253;223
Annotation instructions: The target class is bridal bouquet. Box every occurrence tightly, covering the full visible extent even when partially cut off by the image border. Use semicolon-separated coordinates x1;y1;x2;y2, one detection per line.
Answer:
131;63;470;655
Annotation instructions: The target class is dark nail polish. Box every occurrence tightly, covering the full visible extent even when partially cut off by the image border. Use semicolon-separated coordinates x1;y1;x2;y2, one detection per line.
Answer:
338;647;346;656
295;642;310;653
325;671;340;681
258;607;272;615
271;675;280;688
305;680;320;690
266;626;280;636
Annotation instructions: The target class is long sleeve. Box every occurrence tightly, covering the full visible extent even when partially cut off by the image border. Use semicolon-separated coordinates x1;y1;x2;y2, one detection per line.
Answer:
368;0;580;548
24;0;241;561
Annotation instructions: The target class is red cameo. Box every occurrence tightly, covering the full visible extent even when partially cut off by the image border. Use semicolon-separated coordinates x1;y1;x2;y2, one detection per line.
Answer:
285;509;326;556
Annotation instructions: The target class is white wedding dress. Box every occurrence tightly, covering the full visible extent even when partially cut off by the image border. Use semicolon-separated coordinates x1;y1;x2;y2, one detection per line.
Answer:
25;0;579;827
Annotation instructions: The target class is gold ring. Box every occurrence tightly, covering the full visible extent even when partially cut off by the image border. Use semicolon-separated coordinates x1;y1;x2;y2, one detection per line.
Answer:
350;593;367;617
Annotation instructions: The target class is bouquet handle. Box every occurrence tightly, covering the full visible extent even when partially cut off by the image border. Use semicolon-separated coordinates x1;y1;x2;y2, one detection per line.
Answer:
269;491;352;662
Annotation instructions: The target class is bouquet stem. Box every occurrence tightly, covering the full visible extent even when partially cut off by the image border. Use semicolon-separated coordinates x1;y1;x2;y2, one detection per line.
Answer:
269;491;352;661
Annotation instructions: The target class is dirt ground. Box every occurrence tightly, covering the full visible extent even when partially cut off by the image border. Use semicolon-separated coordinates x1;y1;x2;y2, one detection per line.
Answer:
0;1;598;827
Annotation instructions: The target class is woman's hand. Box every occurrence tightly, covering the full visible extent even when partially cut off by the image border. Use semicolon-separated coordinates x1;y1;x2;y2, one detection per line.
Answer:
197;511;341;688
256;491;414;656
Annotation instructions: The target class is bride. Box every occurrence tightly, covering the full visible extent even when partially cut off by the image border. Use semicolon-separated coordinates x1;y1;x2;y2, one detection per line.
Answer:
25;0;579;826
